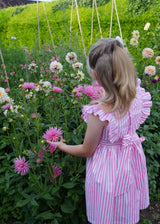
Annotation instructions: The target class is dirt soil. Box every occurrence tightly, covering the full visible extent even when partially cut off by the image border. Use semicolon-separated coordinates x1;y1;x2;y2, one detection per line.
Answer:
138;200;160;224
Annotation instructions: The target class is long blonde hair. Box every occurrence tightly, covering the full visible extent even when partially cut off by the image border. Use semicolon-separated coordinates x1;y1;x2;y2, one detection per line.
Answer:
88;38;137;116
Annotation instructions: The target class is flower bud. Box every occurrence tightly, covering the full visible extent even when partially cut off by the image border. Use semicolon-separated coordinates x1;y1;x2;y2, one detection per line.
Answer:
9;118;13;123
20;78;24;82
36;158;42;164
21;114;24;118
2;127;7;131
41;140;45;144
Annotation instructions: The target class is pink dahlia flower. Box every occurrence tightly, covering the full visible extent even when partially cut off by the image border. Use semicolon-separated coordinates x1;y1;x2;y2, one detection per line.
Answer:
49;145;57;153
53;87;62;93
83;85;97;100
23;82;36;90
75;92;82;99
14;156;30;175
2;103;11;110
52;165;61;178
43;127;62;142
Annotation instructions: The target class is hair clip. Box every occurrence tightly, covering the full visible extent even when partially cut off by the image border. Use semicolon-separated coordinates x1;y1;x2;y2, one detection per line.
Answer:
115;36;124;47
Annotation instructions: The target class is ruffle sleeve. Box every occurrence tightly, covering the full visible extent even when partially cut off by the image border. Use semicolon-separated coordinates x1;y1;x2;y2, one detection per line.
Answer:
130;78;152;132
82;104;119;143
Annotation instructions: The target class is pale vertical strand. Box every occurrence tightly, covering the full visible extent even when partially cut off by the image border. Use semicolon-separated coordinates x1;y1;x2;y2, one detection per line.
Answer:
0;48;10;89
37;0;41;52
42;1;55;51
94;0;103;39
114;0;123;40
90;0;95;46
69;0;74;48
109;0;114;38
74;0;86;58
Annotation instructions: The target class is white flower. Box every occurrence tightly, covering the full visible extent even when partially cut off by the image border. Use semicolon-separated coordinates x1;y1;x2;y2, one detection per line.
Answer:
76;71;84;81
144;23;150;30
142;48;154;58
130;38;138;46
13;105;23;113
65;52;77;64
72;62;83;71
25;91;33;99
155;56;160;65
132;30;140;40
42;81;52;89
0;87;10;104
4;110;8;116
50;61;63;73
145;65;156;76
28;63;38;70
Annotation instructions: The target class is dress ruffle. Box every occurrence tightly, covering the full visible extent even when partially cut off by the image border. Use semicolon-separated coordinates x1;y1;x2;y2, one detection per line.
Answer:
130;78;152;133
82;78;152;142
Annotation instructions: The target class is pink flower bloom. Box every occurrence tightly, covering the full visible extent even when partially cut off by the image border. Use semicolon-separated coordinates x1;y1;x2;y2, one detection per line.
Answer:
52;74;57;80
52;165;61;178
5;77;9;82
14;156;30;175
75;92;82;98
23;82;36;90
50;57;55;62
20;64;27;69
31;113;36;118
56;78;61;81
73;85;83;93
5;88;10;93
53;87;62;93
10;72;15;76
41;66;44;71
36;158;42;164
83;85;97;100
49;145;57;153
43;127;62;142
2;103;11;110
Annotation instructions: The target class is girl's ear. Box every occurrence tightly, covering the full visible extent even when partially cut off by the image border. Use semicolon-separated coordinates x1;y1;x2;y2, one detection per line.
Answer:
91;70;97;80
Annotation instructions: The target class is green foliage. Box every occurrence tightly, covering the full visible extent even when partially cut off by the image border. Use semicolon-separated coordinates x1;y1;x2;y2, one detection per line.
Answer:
52;0;110;13
127;0;160;15
11;5;29;17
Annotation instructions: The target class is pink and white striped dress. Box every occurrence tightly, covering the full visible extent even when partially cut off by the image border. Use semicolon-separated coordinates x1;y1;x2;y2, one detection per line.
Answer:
82;79;152;224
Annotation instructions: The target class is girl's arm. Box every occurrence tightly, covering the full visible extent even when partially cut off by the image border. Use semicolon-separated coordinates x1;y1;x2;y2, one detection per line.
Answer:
47;114;108;157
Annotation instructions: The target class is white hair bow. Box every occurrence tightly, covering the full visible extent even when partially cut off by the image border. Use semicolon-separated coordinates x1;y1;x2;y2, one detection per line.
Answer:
116;36;124;47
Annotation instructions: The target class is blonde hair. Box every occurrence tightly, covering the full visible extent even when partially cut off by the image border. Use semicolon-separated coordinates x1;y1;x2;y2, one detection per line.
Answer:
88;38;137;117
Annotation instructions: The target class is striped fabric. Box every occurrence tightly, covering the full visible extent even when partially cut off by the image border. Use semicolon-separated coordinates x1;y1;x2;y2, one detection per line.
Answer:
82;79;152;224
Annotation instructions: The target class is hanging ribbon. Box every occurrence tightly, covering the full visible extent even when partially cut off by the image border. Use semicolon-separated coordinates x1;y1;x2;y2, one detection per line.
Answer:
94;0;103;39
74;0;86;58
0;48;10;89
37;0;41;52
43;1;56;54
69;0;74;48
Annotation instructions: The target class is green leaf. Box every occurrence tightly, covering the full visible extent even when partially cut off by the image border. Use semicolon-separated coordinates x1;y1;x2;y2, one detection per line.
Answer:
16;198;31;207
62;182;77;189
61;198;75;214
41;193;54;200
35;211;54;220
30;198;39;207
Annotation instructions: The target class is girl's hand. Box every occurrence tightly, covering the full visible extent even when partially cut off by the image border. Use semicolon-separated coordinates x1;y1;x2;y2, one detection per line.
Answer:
47;136;67;152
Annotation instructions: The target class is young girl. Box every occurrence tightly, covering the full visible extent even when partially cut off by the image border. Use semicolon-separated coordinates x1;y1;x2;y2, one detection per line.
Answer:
48;38;152;224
